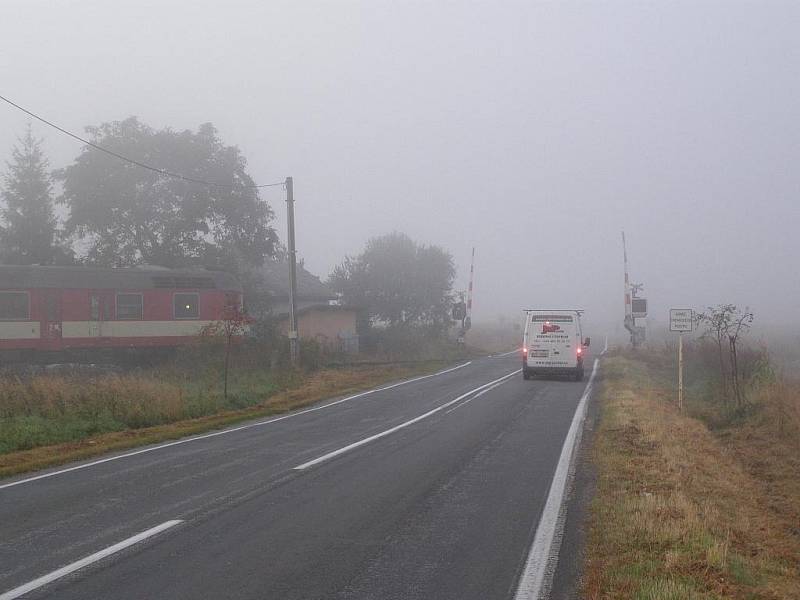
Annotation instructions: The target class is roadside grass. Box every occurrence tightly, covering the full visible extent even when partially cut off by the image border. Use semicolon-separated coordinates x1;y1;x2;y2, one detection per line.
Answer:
0;361;445;479
583;354;800;599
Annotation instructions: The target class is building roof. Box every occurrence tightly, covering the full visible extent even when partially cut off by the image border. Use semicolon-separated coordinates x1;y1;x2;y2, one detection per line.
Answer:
259;260;336;301
0;264;242;291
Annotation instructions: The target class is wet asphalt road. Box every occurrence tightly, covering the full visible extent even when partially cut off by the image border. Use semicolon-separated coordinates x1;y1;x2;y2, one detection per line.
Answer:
0;349;598;599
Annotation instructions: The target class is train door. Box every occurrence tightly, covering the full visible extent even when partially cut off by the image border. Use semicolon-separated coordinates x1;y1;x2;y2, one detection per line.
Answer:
41;290;63;350
89;291;114;339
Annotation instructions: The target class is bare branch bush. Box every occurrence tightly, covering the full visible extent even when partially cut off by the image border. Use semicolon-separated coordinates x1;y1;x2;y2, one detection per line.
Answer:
200;305;248;400
697;304;754;410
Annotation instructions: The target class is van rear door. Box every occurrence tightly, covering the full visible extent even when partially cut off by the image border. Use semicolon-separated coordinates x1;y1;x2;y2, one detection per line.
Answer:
528;314;577;369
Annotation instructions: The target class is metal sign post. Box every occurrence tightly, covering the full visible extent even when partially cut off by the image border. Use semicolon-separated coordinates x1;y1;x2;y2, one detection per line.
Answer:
678;334;683;411
669;309;694;411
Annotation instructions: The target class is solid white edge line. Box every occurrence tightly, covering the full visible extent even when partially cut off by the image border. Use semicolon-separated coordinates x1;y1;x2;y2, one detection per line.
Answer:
294;369;521;471
0;520;183;600
0;361;473;492
513;357;600;600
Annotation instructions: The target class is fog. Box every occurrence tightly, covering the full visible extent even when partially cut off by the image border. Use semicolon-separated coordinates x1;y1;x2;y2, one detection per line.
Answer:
2;0;799;335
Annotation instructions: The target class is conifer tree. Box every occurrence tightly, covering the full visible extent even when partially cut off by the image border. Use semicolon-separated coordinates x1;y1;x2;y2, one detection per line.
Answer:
0;126;69;264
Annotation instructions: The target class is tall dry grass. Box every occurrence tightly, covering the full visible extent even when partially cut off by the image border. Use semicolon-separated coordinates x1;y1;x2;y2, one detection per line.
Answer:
0;327;470;457
585;355;800;599
750;374;800;439
0;361;431;477
0;340;291;454
0;373;215;453
625;338;797;431
0;374;185;423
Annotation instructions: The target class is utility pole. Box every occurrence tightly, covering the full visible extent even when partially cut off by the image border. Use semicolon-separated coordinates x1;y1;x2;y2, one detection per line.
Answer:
285;176;299;365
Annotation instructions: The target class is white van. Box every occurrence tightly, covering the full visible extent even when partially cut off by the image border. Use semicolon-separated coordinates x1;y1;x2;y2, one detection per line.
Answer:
522;310;590;381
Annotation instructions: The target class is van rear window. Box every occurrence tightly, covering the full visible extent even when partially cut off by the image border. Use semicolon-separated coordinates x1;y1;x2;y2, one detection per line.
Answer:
530;315;573;322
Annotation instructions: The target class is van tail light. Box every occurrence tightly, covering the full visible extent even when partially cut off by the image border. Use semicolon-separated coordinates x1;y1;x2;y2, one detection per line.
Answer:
523;347;528;357
576;347;582;355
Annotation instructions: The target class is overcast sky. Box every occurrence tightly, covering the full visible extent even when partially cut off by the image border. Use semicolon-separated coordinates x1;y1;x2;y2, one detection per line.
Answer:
2;0;798;334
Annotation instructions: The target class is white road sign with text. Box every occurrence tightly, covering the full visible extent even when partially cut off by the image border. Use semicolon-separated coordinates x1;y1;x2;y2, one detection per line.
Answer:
669;309;694;332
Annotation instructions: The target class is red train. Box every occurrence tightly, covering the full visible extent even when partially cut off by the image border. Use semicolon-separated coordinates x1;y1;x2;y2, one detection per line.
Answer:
0;265;242;361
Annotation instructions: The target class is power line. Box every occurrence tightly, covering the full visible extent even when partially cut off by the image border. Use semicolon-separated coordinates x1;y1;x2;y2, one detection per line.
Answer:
0;93;284;190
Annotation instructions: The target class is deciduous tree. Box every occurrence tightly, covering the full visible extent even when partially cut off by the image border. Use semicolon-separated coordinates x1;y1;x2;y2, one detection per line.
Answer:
57;117;277;268
329;232;455;331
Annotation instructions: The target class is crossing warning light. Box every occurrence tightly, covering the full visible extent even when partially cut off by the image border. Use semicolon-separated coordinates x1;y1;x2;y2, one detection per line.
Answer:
631;297;648;318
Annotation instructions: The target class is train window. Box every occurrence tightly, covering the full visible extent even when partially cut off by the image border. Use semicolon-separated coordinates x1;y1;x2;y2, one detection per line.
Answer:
117;293;143;320
174;293;199;319
0;292;29;320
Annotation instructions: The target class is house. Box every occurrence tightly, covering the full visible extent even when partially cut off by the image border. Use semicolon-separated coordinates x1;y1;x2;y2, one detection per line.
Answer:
253;261;359;353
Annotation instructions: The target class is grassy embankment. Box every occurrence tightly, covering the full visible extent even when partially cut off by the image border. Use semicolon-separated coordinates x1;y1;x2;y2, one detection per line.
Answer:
0;343;468;478
584;348;800;599
467;318;523;354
